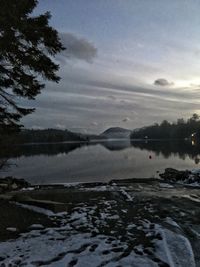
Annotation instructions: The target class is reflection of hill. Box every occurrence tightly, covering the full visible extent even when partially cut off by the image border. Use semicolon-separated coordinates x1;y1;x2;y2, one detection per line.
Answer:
131;140;200;163
0;142;85;159
2;140;200;165
0;139;132;159
100;139;131;151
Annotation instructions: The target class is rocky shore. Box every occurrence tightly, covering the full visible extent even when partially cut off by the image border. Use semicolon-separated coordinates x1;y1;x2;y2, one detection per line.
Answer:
159;168;200;185
0;177;30;193
0;170;200;266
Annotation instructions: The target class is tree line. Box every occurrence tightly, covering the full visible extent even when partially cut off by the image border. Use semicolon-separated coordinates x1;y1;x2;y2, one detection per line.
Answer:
0;129;88;145
131;114;200;139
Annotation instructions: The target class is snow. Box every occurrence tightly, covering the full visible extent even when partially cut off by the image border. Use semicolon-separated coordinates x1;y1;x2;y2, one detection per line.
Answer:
154;225;195;267
0;183;199;266
14;202;56;216
159;183;174;188
0;229;158;267
14;202;68;218
0;205;196;267
118;186;134;201
182;194;200;203
164;217;181;228
20;187;35;191
79;185;112;192
29;224;44;230
191;169;200;174
6;227;17;232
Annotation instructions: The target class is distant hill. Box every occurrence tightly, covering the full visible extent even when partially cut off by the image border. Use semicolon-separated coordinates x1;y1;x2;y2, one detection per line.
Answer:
100;127;132;139
3;129;89;144
2;127;133;145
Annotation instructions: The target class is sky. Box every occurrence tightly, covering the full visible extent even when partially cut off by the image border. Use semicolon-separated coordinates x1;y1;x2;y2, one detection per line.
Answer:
22;0;200;133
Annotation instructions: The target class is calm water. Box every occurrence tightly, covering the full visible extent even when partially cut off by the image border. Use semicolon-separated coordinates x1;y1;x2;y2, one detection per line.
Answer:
1;139;200;184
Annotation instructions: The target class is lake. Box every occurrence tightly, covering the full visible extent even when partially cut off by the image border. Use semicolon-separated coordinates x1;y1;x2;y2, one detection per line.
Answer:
0;139;200;184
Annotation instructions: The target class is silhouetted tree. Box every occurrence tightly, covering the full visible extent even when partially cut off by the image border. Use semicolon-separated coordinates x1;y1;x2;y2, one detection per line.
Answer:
0;0;65;133
190;113;199;122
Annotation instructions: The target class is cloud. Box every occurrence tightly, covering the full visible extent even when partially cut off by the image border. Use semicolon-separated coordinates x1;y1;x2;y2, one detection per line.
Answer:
107;95;117;100
31;125;44;130
55;123;66;130
122;117;130;122
91;121;98;126
58;33;97;63
23;63;200;134
154;78;174;86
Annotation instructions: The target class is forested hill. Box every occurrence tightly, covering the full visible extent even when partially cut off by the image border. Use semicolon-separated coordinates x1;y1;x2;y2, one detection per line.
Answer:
2;114;200;144
131;114;200;139
1;129;90;144
101;127;131;138
1;127;132;145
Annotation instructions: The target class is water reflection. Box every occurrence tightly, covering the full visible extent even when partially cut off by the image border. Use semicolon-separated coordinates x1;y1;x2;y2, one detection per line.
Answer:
1;139;200;163
0;140;133;160
0;142;83;158
130;139;200;164
1;139;200;183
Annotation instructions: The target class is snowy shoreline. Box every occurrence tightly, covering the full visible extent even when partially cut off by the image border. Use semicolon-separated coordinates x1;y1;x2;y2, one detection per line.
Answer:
0;172;200;266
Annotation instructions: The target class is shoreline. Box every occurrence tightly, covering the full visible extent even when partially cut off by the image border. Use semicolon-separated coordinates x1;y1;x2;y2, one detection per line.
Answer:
0;170;200;266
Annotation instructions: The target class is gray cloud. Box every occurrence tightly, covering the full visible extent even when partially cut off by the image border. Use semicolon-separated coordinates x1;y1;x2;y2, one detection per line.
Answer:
55;123;66;130
91;121;98;126
22;64;200;134
122;117;130;122
58;33;97;63
154;78;174;86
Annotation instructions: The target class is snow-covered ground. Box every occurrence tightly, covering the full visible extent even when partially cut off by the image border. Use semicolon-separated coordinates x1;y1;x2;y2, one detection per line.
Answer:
0;182;200;266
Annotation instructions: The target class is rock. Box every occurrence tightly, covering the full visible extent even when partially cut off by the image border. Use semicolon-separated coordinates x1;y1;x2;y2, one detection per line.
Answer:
0;183;9;189
159;168;200;185
11;183;18;190
159;168;189;181
0;177;30;192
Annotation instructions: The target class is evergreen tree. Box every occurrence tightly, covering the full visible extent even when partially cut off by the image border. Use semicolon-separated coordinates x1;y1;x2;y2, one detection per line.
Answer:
0;0;65;133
